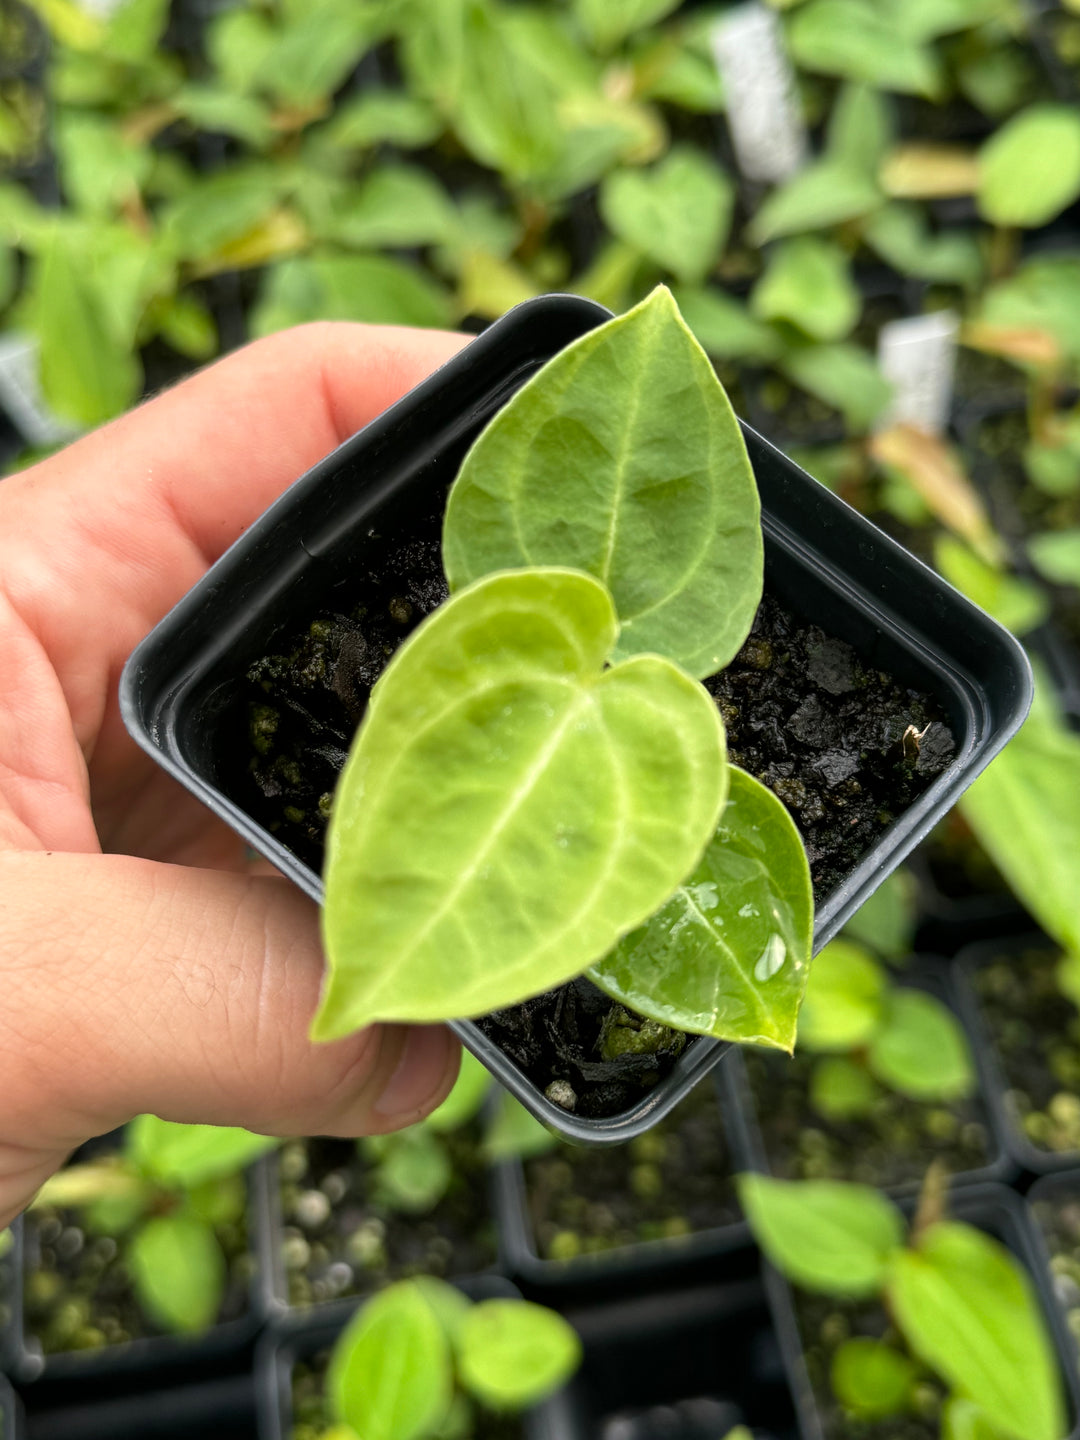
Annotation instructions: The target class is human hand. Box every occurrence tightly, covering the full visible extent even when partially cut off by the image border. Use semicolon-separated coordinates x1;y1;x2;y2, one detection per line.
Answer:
0;322;466;1228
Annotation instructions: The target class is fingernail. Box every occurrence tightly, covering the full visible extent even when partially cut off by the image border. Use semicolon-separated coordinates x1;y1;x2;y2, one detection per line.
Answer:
374;1026;457;1120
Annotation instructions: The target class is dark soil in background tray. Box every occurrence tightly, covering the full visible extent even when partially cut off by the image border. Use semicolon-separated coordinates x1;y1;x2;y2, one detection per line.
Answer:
290;1351;524;1440
523;1080;740;1262
277;1126;496;1309
971;947;1080;1155
1031;1183;1080;1339
743;1044;991;1191
239;494;955;1117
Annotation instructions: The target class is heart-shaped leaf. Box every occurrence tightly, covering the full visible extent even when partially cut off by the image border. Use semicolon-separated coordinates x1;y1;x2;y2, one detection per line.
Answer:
867;988;975;1102
315;568;727;1035
599;148;734;284
443;287;762;680
751;236;859;342
128;1214;225;1335
978;105;1080;229
586;767;812;1050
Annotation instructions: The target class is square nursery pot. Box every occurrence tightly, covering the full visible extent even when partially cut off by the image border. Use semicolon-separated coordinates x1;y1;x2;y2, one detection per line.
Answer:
0;1147;275;1396
954;935;1080;1175
120;293;1033;1143
1028;1170;1080;1371
16;1375;257;1440
258;1126;500;1326
0;1374;23;1440
493;1067;754;1298
764;1182;1080;1440
721;958;1016;1197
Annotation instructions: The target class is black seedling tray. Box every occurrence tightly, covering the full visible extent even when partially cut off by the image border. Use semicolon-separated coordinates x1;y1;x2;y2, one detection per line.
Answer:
18;1375;257;1440
0;1373;22;1440
1028;1169;1080;1378
120;292;1032;1144
764;1182;1080;1440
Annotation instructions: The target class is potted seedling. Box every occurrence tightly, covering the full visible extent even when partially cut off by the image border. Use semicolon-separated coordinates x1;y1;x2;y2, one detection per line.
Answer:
741;1170;1074;1440
259;1274;581;1440
4;1117;275;1385
121;286;1031;1139
269;1051;498;1315
724;937;1008;1193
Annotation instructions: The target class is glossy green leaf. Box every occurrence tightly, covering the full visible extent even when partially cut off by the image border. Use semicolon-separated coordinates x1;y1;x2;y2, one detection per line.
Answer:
780;342;892;432
424;1050;491;1134
888;1221;1065;1440
810;1055;882;1121
128;1214;225;1335
748;161;882;245
252;253;454;335
320;165;458;249
863;204;983;289
788;0;941;96
978;106;1080;228
934;536;1048;637
671;286;784;364
458;1300;582;1410
127;1117;276;1187
444;287;763;679
600;149;733;285
831;1337;916;1420
868;988;975;1102
317;568;727;1034
328;1279;454;1440
1029;529;1080;588
751;237;859;342
738;1174;905;1298
842;867;917;961
587;767;813;1050
572;0;680;51
484;1092;559;1162
796;939;885;1052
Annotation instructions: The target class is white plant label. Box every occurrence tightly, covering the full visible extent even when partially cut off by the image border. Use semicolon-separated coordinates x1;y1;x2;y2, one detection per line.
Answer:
0;333;81;447
876;311;959;437
709;4;807;184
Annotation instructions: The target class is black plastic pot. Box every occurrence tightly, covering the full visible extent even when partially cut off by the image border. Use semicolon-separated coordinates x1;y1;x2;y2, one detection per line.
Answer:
954;935;1080;1177
0;1373;22;1440
19;1375;257;1440
1;1156;276;1397
764;1182;1080;1440
119;292;1032;1144
723;959;1016;1197
494;1067;753;1298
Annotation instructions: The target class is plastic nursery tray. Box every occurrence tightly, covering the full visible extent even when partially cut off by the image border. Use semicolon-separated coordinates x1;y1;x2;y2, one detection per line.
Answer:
764;1183;1080;1440
0;1373;22;1440
722;958;1017;1197
1028;1169;1080;1376
120;293;1032;1143
0;1158;276;1394
17;1375;257;1440
954;934;1080;1177
493;1066;754;1296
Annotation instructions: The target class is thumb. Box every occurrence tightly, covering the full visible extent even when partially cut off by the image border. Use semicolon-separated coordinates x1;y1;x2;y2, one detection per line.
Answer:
0;851;459;1225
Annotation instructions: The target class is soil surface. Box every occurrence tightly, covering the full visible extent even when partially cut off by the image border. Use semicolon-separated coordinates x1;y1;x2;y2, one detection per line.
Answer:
523;1080;740;1263
290;1352;524;1440
971;947;1080;1154
277;1127;496;1309
1032;1184;1080;1349
239;502;954;1116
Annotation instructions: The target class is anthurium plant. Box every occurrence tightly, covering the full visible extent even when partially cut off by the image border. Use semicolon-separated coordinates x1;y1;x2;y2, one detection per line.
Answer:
28;1117;276;1337
740;1171;1067;1440
314;286;814;1057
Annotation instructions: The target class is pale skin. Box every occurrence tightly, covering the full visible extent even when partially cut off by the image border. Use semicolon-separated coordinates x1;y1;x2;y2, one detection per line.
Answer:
0;321;468;1229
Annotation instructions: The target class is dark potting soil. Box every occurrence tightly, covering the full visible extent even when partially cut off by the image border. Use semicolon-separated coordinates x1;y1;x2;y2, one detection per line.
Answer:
792;1289;942;1440
971;948;1080;1154
523;1079;740;1263
743;1045;991;1192
240;504;954;1117
277;1126;496;1309
290;1352;525;1440
1031;1184;1080;1348
21;1191;253;1357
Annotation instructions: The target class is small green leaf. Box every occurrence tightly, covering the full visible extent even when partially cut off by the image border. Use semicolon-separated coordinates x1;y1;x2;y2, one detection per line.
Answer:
1025;438;1080;497
738;1174;905;1297
319;90;443;151
458;1300;582;1410
888;1221;1065;1440
787;0;941;96
162;167;284;263
424;1050;491;1134
842;867;917;960
587;767;813;1050
257;2;385;108
56;112;151;218
978;106;1080;229
444;287;763;680
751;236;859;342
780;342;892;431
934;536;1049;638
671;286;784;364
328;1280;454;1440
1029;529;1080;587
152;291;218;362
370;1128;452;1213
976;257;1080;367
320;165;459;249
867;988;975;1102
172;86;276;149
127;1116;276;1187
128;1214;225;1335
797;939;885;1052
863;204;983;289
252;253;454;335
826;83;895;178
831;1337;916;1420
484;1091;559;1162
317;568;727;1034
599;148;733;285
748;161;882;246
810;1055;882;1121
572;0;680;51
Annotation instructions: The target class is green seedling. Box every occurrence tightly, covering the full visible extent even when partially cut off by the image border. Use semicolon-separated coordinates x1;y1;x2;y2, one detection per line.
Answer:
796;938;975;1123
305;1276;581;1440
30;1117;276;1336
315;287;814;1057
740;1171;1066;1440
